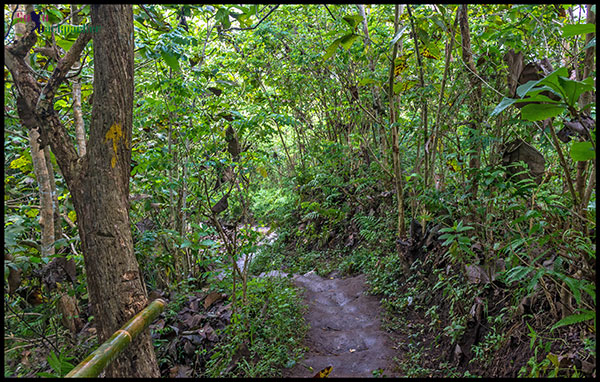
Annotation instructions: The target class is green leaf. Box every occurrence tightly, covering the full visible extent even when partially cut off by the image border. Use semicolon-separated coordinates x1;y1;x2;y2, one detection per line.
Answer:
46;8;64;22
491;97;517;117
516;80;543;98
56;39;75;52
504;265;533;283
558;76;595;107
390;25;409;46
550;310;595;331
358;77;376;86
570;141;595;161
583;37;596;50
323;38;342;61
561;23;596;37
517;67;569;99
520;103;565;121
160;51;181;72
340;33;359;50
199;239;216;248
342;15;364;29
216;7;231;29
518;92;560;104
527;268;545;294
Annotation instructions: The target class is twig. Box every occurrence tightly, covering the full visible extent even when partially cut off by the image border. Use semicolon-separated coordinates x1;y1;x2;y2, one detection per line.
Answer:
139;4;167;31
4;6;19;39
324;4;336;20
4;298;61;355
222;5;279;32
65;52;89;79
357;135;393;179
5;313;43;320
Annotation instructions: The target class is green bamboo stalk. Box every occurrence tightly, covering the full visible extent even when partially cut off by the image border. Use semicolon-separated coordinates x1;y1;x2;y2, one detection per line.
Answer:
66;298;167;378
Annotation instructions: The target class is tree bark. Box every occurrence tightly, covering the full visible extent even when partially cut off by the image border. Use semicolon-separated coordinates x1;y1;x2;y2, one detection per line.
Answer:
388;4;406;238
71;5;87;157
430;8;459;192
69;5;159;377
406;5;429;189
458;4;483;199
12;5;55;259
357;4;388;169
27;124;55;258
579;4;596;228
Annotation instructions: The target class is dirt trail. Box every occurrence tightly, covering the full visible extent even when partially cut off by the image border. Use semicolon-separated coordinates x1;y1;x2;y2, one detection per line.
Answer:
245;227;397;377
282;271;398;378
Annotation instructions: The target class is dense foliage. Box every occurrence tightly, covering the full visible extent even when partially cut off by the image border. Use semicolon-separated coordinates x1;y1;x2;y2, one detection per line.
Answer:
4;4;595;377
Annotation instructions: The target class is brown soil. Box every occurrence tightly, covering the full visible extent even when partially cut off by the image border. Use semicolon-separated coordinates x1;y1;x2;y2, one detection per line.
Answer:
283;271;398;378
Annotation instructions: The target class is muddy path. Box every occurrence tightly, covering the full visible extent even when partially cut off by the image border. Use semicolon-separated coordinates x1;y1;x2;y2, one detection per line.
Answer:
282;271;398;378
233;227;398;377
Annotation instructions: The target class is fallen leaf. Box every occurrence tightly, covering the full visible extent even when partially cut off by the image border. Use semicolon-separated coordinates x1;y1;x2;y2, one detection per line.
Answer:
204;292;225;309
313;366;333;378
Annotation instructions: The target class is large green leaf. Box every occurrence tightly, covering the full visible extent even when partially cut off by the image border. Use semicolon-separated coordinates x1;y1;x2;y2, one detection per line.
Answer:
323;38;342;61
490;97;517;117
570;141;595;161
516;80;541;98
558;76;595;107
520;103;565;121
516;67;569;99
56;38;74;52
339;33;359;50
216;7;231;29
160;51;181;72
518;93;560;104
550;310;595;332
342;14;364;29
562;23;596;37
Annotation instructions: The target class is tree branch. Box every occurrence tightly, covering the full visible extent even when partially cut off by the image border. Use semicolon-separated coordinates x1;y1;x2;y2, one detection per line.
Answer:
222;5;280;32
324;4;336;20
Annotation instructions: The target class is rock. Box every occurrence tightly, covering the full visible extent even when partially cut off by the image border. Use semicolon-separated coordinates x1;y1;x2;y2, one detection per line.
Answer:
465;264;490;284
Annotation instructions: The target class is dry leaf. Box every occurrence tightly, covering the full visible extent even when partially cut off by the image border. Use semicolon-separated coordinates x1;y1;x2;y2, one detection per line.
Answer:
204;292;225;309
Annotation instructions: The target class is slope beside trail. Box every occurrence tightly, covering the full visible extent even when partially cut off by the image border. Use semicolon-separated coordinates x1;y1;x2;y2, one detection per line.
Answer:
281;271;398;378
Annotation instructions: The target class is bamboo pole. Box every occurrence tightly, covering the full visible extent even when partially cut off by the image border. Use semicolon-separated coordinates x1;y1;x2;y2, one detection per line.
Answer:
66;299;167;378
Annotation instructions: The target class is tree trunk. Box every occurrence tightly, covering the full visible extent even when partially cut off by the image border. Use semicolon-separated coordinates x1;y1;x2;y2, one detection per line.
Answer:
579;3;596;228
388;4;406;238
12;5;55;259
66;5;159;377
71;5;87;157
26;102;55;258
430;9;459;191
458;4;483;200
406;5;429;189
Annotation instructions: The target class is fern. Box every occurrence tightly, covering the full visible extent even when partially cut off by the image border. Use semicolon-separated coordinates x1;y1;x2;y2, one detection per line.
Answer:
352;215;381;243
302;211;320;221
